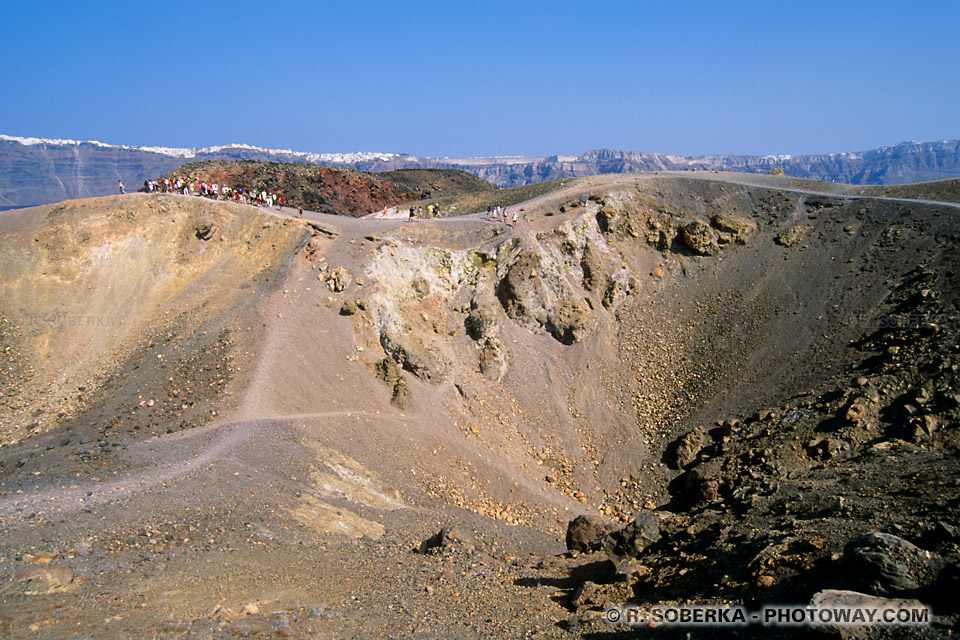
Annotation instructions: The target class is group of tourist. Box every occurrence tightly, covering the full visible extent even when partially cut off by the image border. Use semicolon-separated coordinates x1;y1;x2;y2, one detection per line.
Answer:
135;177;518;227
486;204;518;226
142;177;286;209
404;203;443;220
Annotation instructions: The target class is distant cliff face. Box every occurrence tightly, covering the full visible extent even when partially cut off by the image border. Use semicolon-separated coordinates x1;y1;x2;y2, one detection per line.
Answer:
2;134;959;208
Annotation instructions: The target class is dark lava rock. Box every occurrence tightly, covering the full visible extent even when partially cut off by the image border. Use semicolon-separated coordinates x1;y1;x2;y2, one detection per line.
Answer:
417;527;471;554
565;515;613;553
840;532;945;596
600;511;660;571
684;466;721;506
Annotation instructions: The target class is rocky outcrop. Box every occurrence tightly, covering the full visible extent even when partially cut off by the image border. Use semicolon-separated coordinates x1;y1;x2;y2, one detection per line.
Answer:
600;511;661;572
371;357;411;410
679;220;720;256
467;285;508;381
380;328;447;383
496;251;596;345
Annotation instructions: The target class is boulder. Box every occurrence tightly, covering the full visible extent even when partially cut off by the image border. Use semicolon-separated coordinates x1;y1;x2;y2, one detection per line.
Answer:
679;220;719;256
810;589;929;638
710;213;755;241
546;297;596;345
684;466;721;506
666;428;705;469
565;515;613;553
600;511;660;571
840;532;945;596
380;328;447;383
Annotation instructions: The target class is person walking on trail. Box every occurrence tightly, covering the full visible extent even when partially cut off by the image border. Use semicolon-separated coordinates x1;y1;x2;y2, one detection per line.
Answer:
118;180;125;194
298;205;303;219
512;210;518;227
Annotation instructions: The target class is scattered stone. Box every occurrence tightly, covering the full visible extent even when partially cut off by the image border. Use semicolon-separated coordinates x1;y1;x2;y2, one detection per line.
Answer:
844;403;867;424
339;300;358;316
757;575;776;588
776;224;813;247
327;267;352;292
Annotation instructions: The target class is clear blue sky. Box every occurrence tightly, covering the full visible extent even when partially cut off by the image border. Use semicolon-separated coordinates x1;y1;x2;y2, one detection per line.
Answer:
2;0;957;157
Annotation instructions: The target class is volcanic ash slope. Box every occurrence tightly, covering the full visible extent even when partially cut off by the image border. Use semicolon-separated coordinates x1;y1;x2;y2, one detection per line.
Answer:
0;176;959;638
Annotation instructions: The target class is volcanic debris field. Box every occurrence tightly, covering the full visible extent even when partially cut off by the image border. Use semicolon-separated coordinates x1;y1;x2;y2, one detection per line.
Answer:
1;173;959;639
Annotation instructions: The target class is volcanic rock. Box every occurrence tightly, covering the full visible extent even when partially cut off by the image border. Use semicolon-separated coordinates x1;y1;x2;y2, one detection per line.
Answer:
565;515;613;553
600;511;660;571
839;532;945;596
679;220;719;255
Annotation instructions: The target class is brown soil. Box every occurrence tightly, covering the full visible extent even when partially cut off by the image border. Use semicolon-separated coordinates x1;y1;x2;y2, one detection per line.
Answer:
1;173;958;638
